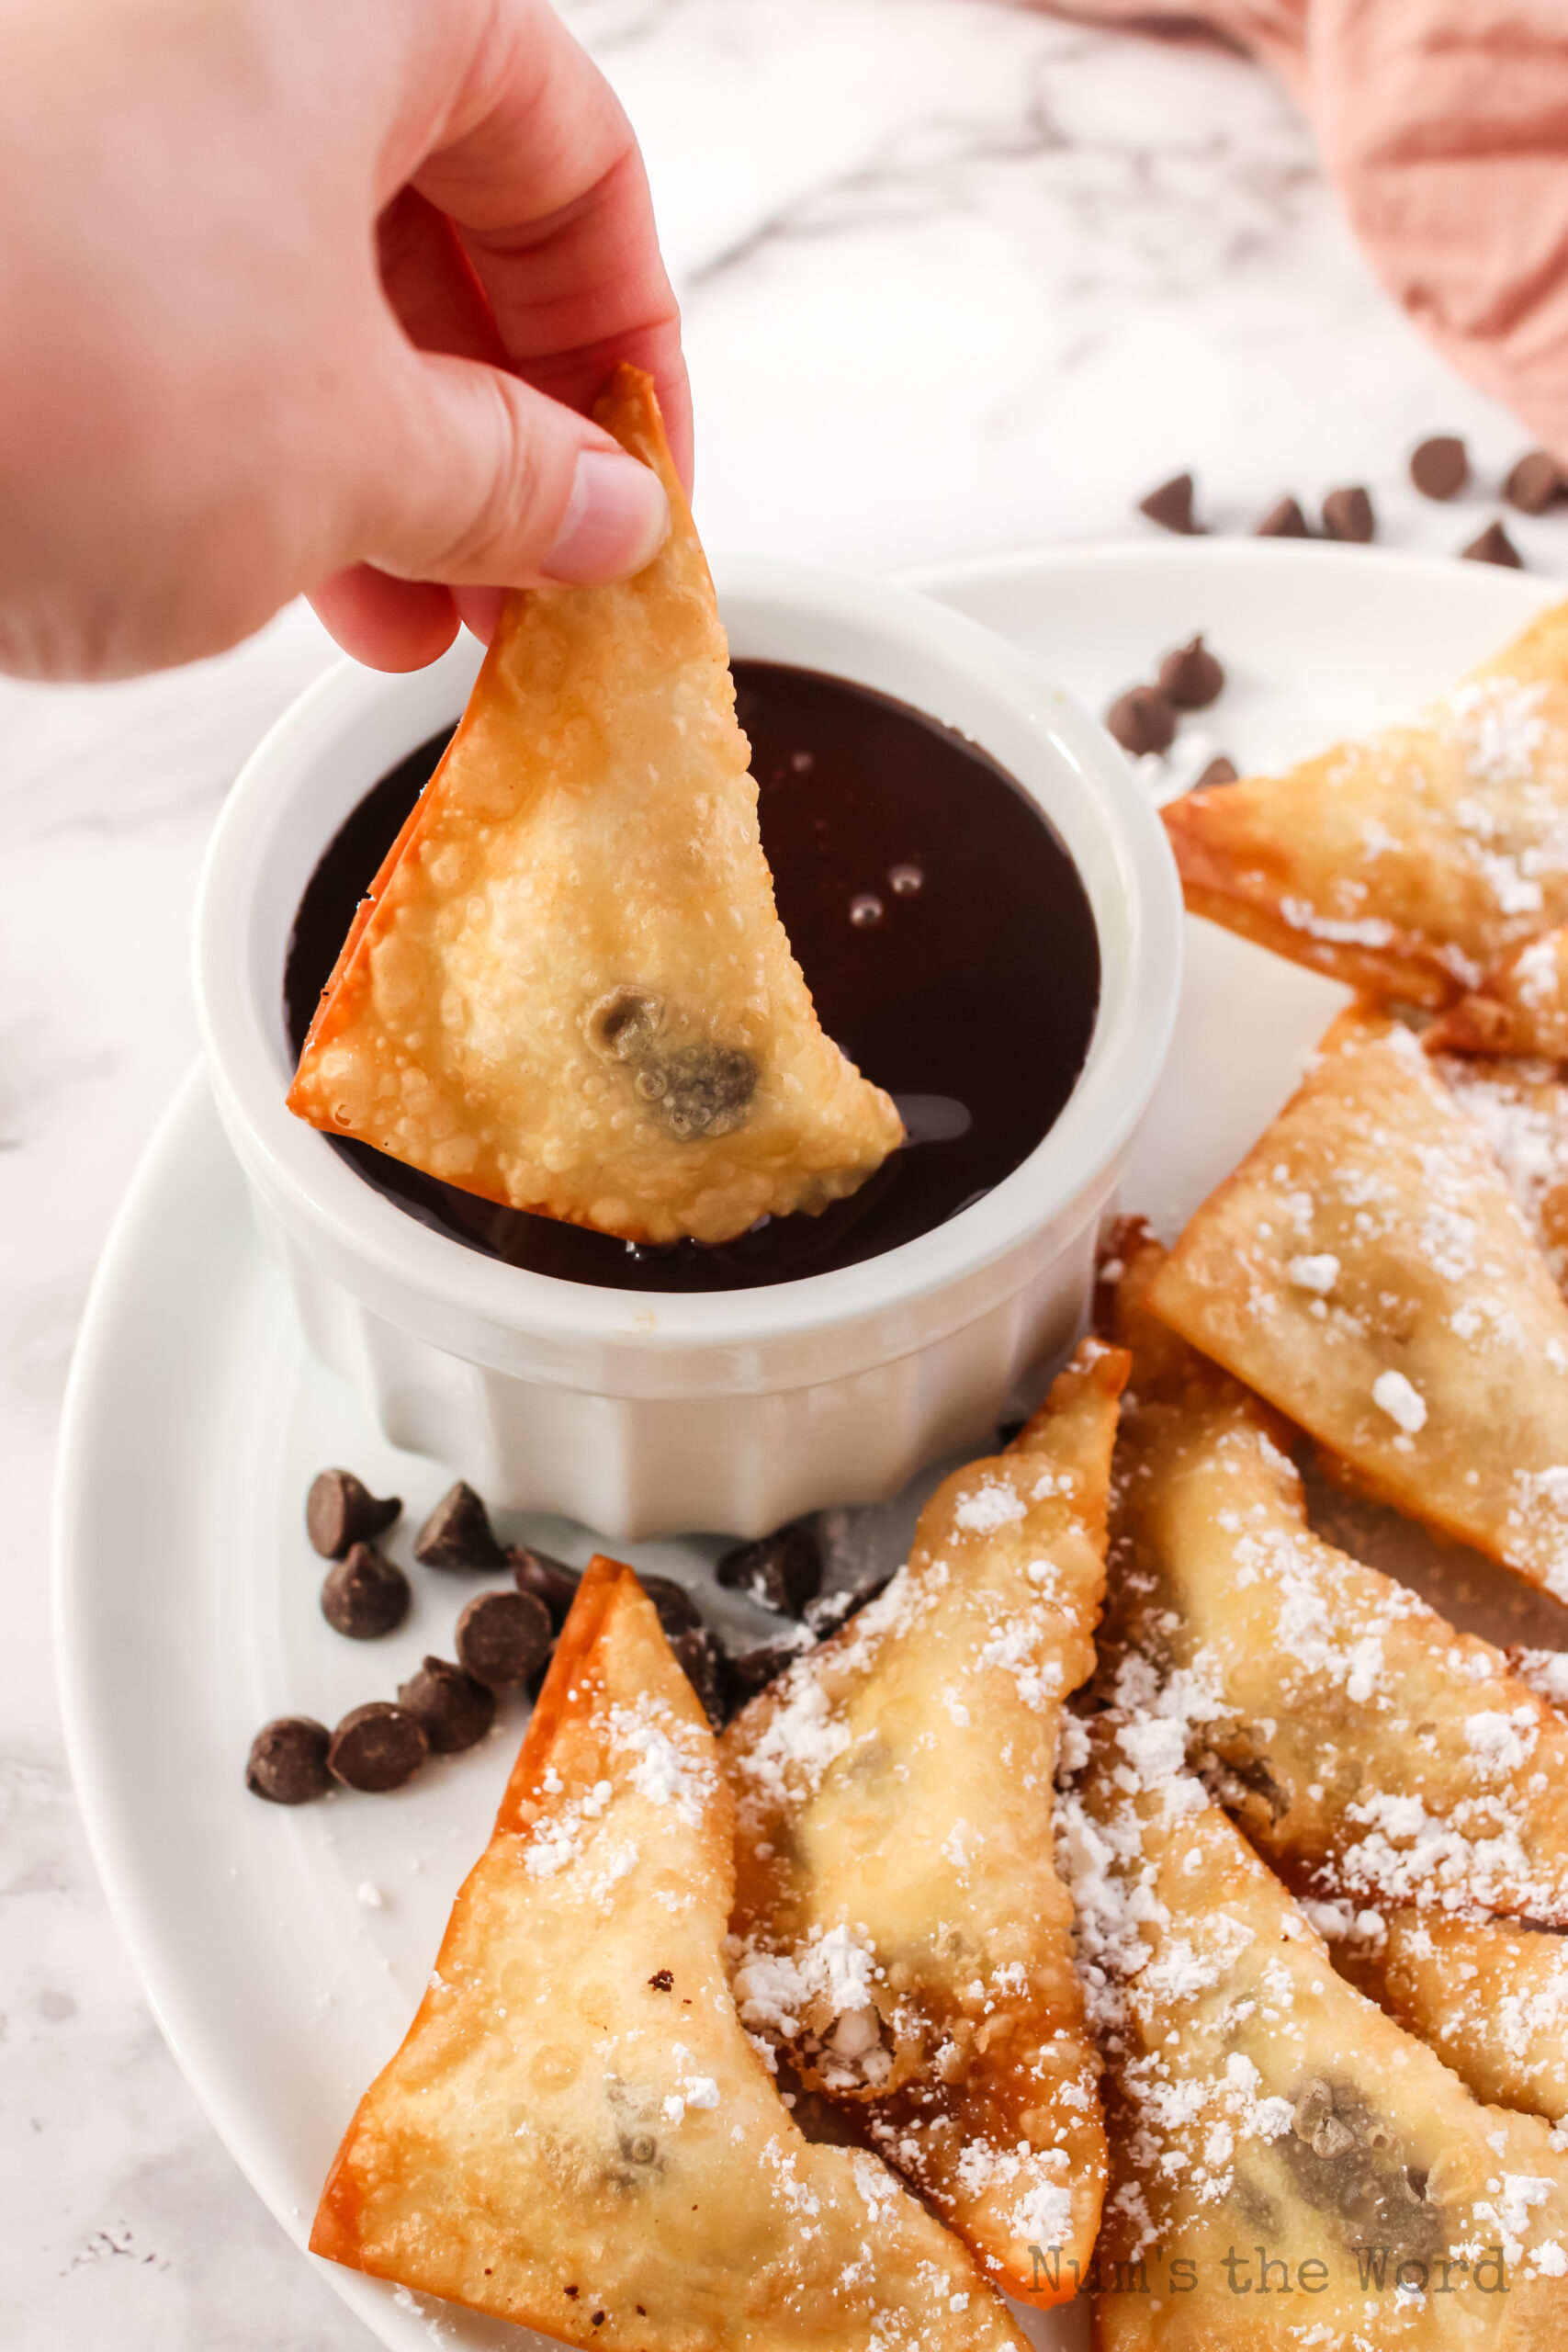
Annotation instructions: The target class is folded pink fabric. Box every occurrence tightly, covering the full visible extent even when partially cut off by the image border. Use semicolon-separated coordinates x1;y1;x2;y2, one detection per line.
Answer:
1048;1;1568;460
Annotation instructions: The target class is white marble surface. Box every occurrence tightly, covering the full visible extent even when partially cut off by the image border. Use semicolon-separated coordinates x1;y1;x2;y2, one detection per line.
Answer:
8;1;1568;2343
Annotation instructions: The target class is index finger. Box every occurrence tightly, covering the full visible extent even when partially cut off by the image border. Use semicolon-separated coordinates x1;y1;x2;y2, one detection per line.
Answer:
402;0;691;491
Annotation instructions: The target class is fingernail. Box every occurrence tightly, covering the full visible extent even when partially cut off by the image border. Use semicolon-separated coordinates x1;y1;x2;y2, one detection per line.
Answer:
542;450;670;584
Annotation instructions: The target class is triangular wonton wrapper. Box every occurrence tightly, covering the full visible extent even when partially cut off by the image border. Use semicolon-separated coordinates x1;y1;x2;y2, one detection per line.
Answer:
1100;1226;1568;1926
1164;599;1568;1005
1437;1050;1568;1300
719;1340;1126;2306
289;366;902;1245
1428;925;1568;1057
1327;1905;1568;2125
310;1556;1025;2352
1147;1004;1568;1604
1060;1713;1568;2346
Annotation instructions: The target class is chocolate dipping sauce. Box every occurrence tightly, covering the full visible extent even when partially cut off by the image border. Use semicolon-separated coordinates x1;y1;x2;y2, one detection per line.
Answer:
284;662;1100;1292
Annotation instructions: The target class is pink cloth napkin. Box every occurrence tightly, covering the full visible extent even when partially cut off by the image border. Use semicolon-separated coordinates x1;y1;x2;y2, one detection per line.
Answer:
1050;1;1568;461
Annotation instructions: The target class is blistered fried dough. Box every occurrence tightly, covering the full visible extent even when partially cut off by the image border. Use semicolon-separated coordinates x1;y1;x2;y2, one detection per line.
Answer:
1102;1238;1568;1924
288;367;902;1245
1328;1908;1568;2123
1438;1052;1568;1295
1147;1004;1568;1603
1164;598;1568;1006
310;1557;1023;2352
720;1341;1126;2306
1428;926;1568;1057
1061;1718;1568;2347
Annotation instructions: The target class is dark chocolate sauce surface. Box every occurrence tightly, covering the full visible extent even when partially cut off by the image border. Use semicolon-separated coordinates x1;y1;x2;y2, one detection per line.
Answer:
284;662;1100;1292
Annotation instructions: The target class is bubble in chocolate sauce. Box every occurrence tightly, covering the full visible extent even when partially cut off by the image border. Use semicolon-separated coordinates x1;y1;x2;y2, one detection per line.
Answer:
888;865;923;897
849;895;884;929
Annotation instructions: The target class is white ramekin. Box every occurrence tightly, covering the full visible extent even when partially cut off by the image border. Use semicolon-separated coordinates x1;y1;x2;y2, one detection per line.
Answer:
193;556;1180;1537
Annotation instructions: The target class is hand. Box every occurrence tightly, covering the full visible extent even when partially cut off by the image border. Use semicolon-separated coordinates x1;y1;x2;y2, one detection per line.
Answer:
0;0;690;680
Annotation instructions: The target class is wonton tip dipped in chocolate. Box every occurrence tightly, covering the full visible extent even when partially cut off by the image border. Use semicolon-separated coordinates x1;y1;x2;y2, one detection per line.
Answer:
1164;598;1568;1006
310;1555;1026;2352
288;366;902;1246
720;1338;1127;2307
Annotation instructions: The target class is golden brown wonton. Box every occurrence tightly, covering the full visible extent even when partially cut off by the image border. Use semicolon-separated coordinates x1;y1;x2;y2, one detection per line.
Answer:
1437;1051;1568;1295
1147;1004;1568;1604
310;1556;1024;2352
1100;1229;1568;1926
720;1340;1126;2306
1428;925;1568;1057
1329;1906;1568;2124
1163;598;1568;1005
1061;1715;1568;2347
288;366;902;1244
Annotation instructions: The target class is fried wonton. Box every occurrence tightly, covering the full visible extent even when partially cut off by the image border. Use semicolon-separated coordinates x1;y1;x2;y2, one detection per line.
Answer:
1428;925;1568;1057
1327;1906;1568;2124
1147;1003;1568;1603
1060;1713;1568;2346
1164;598;1568;1005
719;1340;1126;2306
1100;1228;1568;1925
310;1555;1024;2352
288;366;902;1245
1438;1050;1568;1295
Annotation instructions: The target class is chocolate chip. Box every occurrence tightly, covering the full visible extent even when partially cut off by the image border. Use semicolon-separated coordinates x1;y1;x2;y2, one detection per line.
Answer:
805;1573;895;1637
1105;686;1177;758
1137;472;1202;535
1506;450;1562;514
1156;635;1224;711
397;1656;497;1753
647;1046;758;1142
246;1715;332;1804
456;1589;553;1690
649;1969;673;1991
1322;486;1374;543
412;1481;507;1571
1193;754;1239;790
671;1626;728;1728
725;1637;812;1704
1409;435;1469;501
320;1543;411;1639
507;1544;581;1630
327;1702;428;1792
306;1468;401;1560
1257;495;1310;538
638;1574;704;1637
1462;518;1524;568
716;1521;824;1616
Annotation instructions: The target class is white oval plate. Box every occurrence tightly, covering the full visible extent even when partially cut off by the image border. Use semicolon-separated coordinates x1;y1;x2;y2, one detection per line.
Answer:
54;542;1559;2352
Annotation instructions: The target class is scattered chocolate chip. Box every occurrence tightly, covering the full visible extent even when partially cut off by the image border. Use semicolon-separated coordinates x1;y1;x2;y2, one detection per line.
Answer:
327;1702;428;1792
671;1626;728;1729
1105;685;1177;758
716;1521;824;1616
412;1481;507;1571
1192;754;1239;790
1137;472;1202;535
320;1543;411;1639
1505;450;1562;514
648;1969;673;1991
638;1574;704;1637
456;1589;553;1690
306;1468;401;1560
1462;518;1524;568
725;1637;812;1704
246;1715;332;1804
398;1656;497;1753
805;1574;895;1637
1156;635;1225;710
1409;435;1469;501
1257;495;1310;538
508;1544;581;1630
1322;486;1375;544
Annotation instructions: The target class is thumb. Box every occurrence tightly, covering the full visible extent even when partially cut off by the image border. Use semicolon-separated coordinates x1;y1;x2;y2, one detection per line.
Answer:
355;345;671;589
